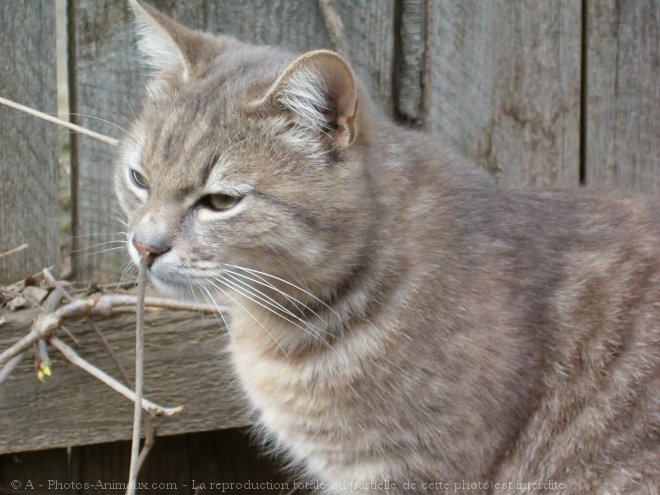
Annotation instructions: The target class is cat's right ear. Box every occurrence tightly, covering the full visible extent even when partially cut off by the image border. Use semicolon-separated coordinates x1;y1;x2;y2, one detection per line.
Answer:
128;0;202;90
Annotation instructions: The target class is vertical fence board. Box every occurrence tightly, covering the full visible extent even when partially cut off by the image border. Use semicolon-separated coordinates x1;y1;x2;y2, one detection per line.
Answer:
426;0;581;188
71;0;394;281
396;0;428;124
0;1;58;284
585;0;660;194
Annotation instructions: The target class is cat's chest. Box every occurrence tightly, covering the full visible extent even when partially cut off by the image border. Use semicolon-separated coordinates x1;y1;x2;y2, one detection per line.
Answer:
228;314;393;480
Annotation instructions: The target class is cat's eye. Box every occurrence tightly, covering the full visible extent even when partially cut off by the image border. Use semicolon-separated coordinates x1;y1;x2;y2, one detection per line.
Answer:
203;193;241;211
130;169;151;189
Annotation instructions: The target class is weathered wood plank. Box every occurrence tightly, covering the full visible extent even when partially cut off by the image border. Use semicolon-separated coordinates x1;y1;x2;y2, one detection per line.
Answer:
70;0;394;281
585;0;660;194
0;429;287;495
425;0;581;188
0;2;59;284
395;0;428;124
0;306;249;454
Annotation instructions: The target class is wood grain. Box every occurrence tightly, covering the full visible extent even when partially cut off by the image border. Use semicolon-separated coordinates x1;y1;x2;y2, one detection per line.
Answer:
0;1;59;284
0;429;287;495
425;0;582;188
70;0;394;281
585;0;660;194
395;0;428;124
0;306;250;454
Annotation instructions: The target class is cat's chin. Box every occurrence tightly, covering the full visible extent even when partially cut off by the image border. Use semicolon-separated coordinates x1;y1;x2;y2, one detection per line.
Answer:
147;270;193;299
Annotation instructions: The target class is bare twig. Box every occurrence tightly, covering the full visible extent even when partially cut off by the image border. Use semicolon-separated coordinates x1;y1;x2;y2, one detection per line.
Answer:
0;243;29;259
126;255;148;495
0;352;26;385
318;0;349;60
35;339;52;382
43;269;73;303
49;336;184;417
88;310;157;472
0;293;222;367
44;269;158;471
0;96;120;146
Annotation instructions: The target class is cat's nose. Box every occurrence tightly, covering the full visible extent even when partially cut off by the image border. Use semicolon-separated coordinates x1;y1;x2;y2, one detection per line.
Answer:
132;239;170;268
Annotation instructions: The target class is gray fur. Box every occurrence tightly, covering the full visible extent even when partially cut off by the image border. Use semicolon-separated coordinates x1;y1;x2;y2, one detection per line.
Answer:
116;3;660;493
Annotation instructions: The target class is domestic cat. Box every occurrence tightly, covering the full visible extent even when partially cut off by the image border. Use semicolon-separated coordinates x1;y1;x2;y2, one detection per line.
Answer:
116;1;660;493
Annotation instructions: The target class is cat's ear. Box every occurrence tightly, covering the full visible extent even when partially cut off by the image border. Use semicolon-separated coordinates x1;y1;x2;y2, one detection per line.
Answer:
250;50;359;149
128;0;198;82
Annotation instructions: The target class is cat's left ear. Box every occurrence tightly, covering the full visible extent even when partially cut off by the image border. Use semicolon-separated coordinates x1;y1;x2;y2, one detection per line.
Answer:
250;50;359;149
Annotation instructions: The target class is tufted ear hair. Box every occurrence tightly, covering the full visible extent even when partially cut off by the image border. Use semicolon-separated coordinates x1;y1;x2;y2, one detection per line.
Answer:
250;50;359;149
128;0;216;92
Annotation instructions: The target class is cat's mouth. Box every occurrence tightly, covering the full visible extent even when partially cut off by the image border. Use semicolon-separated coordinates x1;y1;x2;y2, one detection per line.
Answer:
127;240;184;294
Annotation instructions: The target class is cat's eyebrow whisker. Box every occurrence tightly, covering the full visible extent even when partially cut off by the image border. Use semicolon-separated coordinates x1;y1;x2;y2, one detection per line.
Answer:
225;264;340;318
222;268;328;325
212;275;332;350
60;111;137;141
217;273;328;341
205;278;288;356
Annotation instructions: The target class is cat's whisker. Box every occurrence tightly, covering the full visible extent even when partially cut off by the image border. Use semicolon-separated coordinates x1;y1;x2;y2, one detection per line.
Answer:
110;209;129;227
225;264;340;318
197;282;232;337
205;277;288;357
66;112;138;141
212;275;332;349
77;246;129;257
216;274;330;345
222;268;328;325
69;231;129;240
220;271;314;326
110;217;129;228
71;240;128;254
116;261;138;289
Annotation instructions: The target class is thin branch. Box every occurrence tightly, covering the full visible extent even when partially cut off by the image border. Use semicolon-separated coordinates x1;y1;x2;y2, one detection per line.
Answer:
35;339;52;382
0;243;29;259
95;295;222;314
126;255;148;495
0;96;120;146
43;269;158;472
0;293;223;367
0;352;26;385
49;336;184;417
43;268;73;302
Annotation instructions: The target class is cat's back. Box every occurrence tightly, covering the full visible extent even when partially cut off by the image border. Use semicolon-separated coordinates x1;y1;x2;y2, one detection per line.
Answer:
486;188;660;493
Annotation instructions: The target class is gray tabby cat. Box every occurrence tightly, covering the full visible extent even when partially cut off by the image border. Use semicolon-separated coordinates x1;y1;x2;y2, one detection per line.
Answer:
116;2;660;493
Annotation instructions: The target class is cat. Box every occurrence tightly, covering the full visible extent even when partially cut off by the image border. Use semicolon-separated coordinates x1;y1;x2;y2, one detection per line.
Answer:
116;1;660;493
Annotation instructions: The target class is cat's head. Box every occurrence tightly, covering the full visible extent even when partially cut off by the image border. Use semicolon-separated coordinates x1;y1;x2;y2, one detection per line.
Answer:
116;0;375;301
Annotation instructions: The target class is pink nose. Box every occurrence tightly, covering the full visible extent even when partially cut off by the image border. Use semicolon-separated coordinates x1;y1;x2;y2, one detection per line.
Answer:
132;240;169;267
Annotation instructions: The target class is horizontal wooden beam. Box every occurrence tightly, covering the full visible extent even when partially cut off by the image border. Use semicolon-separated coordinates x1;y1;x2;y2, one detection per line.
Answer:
0;306;250;454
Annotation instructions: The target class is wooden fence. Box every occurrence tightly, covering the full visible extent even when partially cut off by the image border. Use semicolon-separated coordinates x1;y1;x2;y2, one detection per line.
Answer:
2;0;659;286
0;0;658;490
